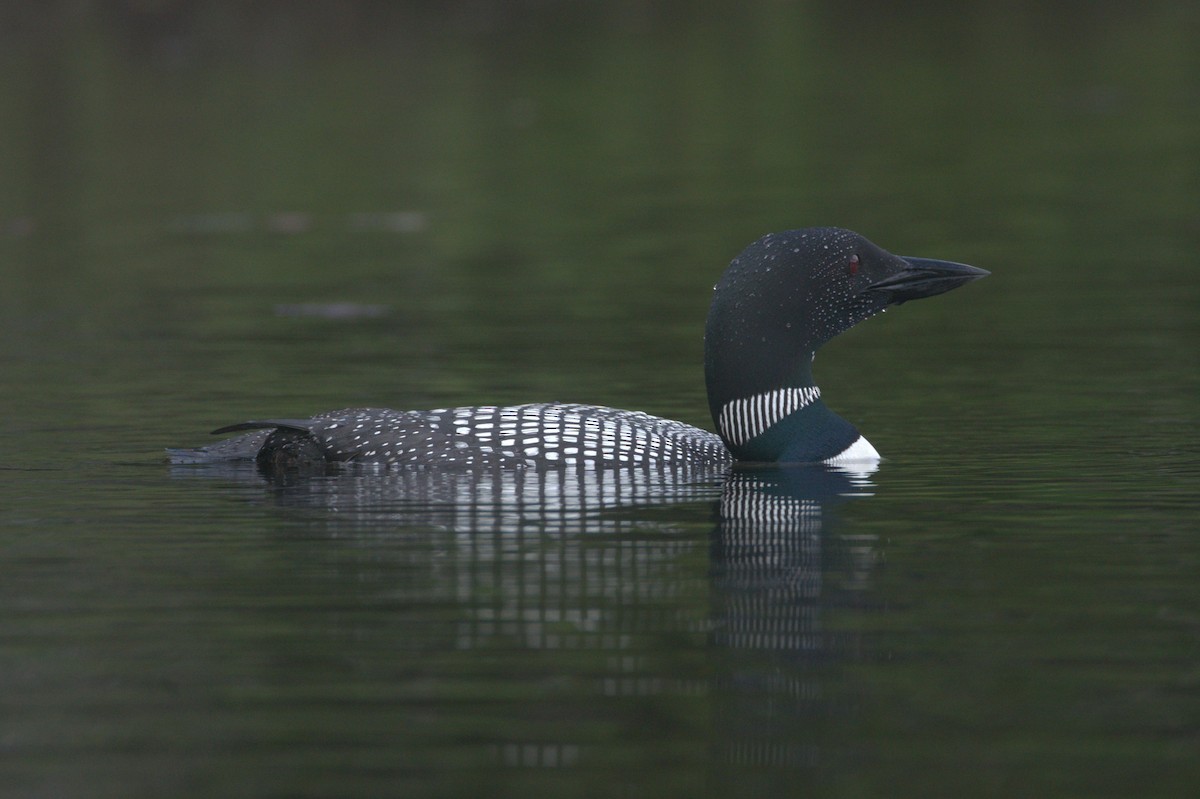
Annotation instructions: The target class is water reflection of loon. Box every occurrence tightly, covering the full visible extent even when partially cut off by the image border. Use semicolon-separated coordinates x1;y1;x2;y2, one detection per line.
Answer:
173;459;878;773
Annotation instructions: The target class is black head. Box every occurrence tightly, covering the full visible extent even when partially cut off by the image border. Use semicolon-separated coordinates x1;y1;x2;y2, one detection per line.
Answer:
704;227;987;457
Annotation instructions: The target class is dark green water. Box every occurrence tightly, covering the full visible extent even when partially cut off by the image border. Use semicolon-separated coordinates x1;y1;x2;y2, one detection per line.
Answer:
2;3;1198;797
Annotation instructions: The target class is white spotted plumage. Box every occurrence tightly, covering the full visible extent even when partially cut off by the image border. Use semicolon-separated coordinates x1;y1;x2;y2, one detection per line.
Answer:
301;403;731;470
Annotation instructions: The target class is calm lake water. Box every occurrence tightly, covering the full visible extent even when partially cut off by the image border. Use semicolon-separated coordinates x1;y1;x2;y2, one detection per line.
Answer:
2;3;1198;798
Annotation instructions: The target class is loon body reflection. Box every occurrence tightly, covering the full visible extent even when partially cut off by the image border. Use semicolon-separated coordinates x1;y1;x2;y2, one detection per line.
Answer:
169;227;986;471
167;455;884;770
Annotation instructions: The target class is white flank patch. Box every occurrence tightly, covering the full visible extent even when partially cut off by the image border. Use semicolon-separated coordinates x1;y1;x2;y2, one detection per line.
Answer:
718;386;821;445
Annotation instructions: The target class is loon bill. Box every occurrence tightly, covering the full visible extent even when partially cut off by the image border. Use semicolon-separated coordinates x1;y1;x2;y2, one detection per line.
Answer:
169;227;987;471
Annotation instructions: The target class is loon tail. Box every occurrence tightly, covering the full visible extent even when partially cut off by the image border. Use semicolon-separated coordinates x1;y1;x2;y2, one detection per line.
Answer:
209;419;315;435
167;419;317;465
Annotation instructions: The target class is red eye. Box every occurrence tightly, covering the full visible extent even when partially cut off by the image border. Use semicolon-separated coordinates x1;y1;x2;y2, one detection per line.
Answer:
848;254;860;275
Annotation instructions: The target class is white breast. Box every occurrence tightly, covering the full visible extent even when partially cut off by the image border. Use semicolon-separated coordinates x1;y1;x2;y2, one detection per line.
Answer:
825;434;881;465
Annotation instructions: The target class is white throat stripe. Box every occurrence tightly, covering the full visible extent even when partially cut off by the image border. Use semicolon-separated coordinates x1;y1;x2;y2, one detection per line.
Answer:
718;386;821;445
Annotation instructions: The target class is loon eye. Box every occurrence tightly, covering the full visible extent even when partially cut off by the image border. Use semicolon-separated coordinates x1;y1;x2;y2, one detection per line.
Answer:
848;254;860;275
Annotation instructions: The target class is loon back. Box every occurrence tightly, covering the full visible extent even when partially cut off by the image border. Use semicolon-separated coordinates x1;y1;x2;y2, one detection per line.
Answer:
170;403;733;472
169;227;986;471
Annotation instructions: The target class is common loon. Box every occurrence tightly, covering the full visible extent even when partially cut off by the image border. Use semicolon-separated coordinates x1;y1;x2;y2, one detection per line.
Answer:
169;227;987;471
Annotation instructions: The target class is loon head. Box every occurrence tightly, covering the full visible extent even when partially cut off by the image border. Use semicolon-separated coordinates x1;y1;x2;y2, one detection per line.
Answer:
704;227;988;463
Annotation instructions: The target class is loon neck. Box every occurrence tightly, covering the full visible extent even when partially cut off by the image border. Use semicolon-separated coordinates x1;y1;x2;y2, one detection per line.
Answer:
711;378;861;463
707;329;861;463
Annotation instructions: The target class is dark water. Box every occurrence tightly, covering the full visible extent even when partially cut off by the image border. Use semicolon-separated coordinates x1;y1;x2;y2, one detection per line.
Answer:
2;3;1198;797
